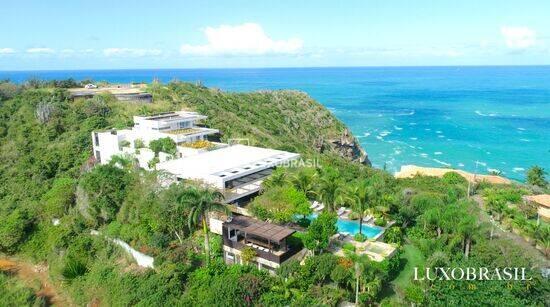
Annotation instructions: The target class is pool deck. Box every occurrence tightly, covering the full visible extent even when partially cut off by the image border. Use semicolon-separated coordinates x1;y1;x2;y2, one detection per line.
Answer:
329;234;397;262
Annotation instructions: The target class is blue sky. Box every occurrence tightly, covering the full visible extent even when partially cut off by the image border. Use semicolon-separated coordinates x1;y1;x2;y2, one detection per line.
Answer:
1;0;549;70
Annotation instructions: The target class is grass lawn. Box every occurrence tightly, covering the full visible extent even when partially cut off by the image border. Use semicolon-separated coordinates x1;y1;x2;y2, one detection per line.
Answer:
392;243;425;293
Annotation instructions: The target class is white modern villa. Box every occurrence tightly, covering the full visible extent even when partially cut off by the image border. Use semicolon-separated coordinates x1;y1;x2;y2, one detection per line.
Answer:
92;111;220;168
157;144;299;204
92;110;299;204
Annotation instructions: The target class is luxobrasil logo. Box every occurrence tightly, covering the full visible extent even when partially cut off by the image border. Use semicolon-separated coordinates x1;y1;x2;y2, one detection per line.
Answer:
414;267;533;281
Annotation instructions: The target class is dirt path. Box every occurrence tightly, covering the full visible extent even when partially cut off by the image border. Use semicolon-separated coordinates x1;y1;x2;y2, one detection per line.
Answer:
472;195;549;266
0;258;73;306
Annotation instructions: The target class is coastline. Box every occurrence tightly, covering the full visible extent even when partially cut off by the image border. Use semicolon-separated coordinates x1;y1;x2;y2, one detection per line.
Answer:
394;164;513;185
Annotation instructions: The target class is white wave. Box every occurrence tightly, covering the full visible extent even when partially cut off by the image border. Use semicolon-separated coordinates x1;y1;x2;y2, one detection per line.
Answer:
434;151;443;155
409;137;418;140
397;110;415;116
436;130;443;134
420;153;428;157
476;161;487;167
433;159;451;167
364;132;371;137
376;136;383;140
458;163;465;167
425;128;431;131
475;110;497;117
517;127;526;131
379;130;391;136
394;150;402;155
513;167;525;172
520;138;531;142
394;125;403;130
437;135;445;138
409;122;417;126
486;151;491;155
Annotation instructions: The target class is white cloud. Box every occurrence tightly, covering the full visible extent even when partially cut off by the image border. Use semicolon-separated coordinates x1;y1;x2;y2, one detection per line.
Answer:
500;26;536;49
0;48;15;54
103;48;163;57
26;47;55;54
180;23;303;56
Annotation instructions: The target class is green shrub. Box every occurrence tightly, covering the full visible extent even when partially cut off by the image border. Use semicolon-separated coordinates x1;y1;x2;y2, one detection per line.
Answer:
61;257;88;281
374;218;387;227
149;137;176;155
354;233;367;242
342;242;356;252
442;171;467;185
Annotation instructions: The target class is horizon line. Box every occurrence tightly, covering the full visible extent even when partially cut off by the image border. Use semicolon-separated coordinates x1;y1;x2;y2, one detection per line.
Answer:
2;64;550;73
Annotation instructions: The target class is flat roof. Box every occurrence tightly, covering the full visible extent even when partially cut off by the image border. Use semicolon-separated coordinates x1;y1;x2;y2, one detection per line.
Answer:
224;215;295;243
137;111;206;122
156;144;299;180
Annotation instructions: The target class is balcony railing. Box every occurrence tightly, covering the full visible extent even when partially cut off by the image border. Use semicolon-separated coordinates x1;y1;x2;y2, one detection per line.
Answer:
222;237;301;264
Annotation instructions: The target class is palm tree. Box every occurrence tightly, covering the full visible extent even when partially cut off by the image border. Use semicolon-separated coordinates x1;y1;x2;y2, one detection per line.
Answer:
346;181;372;235
456;215;479;259
262;168;288;190
290;169;318;200
316;176;344;212
177;186;230;265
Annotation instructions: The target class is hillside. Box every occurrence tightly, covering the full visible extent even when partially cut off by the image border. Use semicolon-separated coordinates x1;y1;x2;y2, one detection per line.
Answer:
0;81;369;211
150;82;370;164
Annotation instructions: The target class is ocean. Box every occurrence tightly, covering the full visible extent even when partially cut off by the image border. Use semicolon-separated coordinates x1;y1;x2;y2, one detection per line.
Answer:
1;66;549;181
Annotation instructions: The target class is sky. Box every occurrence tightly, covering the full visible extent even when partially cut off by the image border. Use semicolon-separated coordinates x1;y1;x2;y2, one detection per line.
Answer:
1;0;550;70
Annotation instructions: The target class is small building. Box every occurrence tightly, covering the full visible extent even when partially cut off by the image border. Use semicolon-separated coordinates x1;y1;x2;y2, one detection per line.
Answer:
156;144;299;204
68;84;153;103
523;194;550;223
221;215;303;273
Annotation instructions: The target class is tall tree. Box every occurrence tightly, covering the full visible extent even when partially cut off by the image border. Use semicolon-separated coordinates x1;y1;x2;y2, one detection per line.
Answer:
316;168;344;212
346;180;372;235
456;215;478;259
526;165;547;187
177;186;229;264
303;212;337;254
290;168;318;200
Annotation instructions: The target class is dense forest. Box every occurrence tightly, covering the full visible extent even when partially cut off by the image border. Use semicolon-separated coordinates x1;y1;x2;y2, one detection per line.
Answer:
0;79;548;306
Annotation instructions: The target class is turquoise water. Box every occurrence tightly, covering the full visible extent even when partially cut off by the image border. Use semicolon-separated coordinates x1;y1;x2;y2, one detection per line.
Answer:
306;213;383;238
2;66;549;181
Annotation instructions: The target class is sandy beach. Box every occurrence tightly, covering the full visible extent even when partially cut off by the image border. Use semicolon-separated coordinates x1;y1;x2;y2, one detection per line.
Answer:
394;164;513;185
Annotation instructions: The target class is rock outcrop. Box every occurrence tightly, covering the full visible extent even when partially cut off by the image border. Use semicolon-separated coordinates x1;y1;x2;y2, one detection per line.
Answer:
316;129;371;166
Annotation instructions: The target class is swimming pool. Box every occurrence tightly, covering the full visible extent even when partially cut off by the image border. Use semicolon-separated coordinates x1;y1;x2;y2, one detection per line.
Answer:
305;213;384;238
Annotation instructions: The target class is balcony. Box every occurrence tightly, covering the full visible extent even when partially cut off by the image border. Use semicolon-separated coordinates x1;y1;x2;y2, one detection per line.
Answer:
223;236;302;264
222;215;303;264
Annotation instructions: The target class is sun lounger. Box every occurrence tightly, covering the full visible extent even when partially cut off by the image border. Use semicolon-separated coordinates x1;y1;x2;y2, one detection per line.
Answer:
337;207;346;216
362;215;373;223
315;204;325;211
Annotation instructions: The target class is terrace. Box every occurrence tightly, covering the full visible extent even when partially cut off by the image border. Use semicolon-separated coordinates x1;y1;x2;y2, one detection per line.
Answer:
222;215;302;265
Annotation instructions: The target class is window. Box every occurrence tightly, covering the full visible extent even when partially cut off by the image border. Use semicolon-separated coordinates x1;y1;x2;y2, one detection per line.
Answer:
95;150;101;163
94;132;99;146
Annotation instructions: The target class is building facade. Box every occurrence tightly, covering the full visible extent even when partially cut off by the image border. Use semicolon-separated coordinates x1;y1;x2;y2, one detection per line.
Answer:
92;111;219;167
220;215;304;273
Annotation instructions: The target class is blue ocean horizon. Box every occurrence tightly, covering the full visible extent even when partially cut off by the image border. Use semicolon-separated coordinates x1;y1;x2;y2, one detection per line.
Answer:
2;66;549;181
